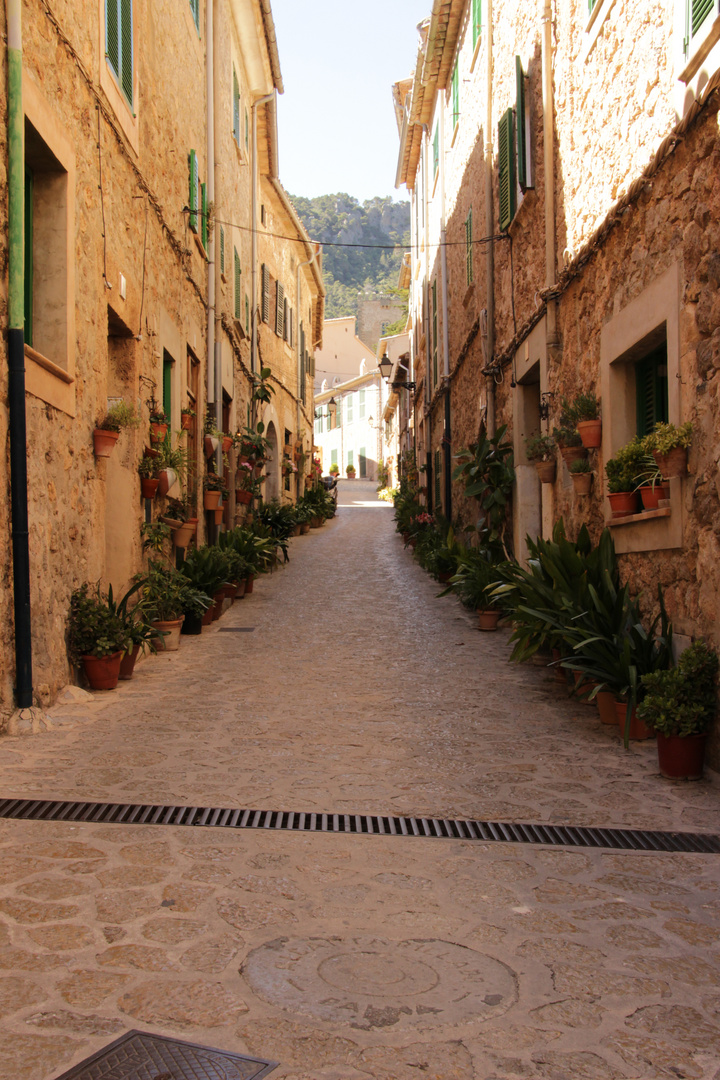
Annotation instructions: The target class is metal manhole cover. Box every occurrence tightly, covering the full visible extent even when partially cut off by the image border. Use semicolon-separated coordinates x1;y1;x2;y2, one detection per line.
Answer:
53;1030;276;1080
242;936;517;1031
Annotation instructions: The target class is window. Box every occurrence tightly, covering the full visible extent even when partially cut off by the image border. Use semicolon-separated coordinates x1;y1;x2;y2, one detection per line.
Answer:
359;447;367;478
232;68;240;145
346;393;354;424
347;450;354;469
261;264;270;323
359;388;366;419
472;0;482;47
682;0;720;77
288;306;293;348
219;226;225;278
200;181;208;250
275;282;285;337
105;0;133;107
432;125;439;177
331;449;338;467
516;57;533;189
162;349;174;419
314;409;322;436
635;344;669;438
188;150;199;233
432;279;438;386
234;248;241;319
451;62;460;130
336;396;342;428
498;108;516;230
189;0;199;30
465;209;473;286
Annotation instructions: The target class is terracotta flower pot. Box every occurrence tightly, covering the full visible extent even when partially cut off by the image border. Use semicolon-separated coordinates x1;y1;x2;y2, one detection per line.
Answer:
118;645;140;681
571;472;593;496
172;522;196;549
151;617;184;651
560;445;587;467
81;651;123;690
235;579;247;599
614;699;654;741
214;507;224;525
204;490;221;510
535;459;556;484
150;422;168;444
639;483;670;511
141;477;160;500
254;463;264;477
551;647;568;685
300;523;310;534
656;732;707;780
608;491;639;518
221;436;233;454
596;690;617;725
236;489;252;505
653;447;687;479
201;607;214;626
157;468;177;497
310;516;324;528
211;590;225;620
181;413;194;431
577;419;602;449
245;574;255;594
477;609;500;631
93;429;119;458
204;435;219;458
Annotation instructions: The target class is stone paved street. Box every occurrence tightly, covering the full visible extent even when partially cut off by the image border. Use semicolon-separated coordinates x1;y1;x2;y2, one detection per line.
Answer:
1;480;720;1080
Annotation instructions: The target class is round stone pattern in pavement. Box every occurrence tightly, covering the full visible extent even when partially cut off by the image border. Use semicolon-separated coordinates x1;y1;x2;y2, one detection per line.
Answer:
242;936;518;1031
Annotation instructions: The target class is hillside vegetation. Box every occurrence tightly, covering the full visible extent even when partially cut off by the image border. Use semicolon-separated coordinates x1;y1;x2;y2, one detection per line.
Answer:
289;194;411;320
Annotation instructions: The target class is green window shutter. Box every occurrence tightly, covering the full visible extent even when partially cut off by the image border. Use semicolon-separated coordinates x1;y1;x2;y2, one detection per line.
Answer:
190;0;199;30
120;0;133;105
261;264;270;323
188;150;198;233
433;126;439;176
162;352;173;417
588;0;597;11
432;279;438;385
232;69;240;144
347;450;354;469
219;226;225;275
106;0;120;78
635;346;669;438
691;0;714;36
200;182;208;250
336;396;342;428
472;0;481;47
452;63;459;129
498;108;516;230
359;389;366;419
24;167;33;347
465;209;473;286
516;57;527;189
434;449;441;510
347;392;353;423
234;248;241;319
245;109;249;150
331;449;338;466
275;282;285;337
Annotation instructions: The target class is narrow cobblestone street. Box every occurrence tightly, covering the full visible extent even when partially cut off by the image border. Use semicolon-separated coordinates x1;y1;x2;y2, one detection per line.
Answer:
1;480;720;1080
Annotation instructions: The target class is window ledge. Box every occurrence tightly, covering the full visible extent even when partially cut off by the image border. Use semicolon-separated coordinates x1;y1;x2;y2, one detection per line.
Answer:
679;14;720;82
24;344;73;384
606;505;671;527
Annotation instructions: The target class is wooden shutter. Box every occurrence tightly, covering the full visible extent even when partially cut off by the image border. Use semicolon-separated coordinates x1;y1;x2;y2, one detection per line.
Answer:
188;150;198;233
472;0;481;47
120;0;133;104
635;347;669;437
691;0;714;36
465;209;473;286
106;0;120;78
283;298;288;342
432;279;438;385
219;226;225;276
200;182;208;250
275;282;285;337
433;126;439;175
498;108;516;230
261;264;270;323
233;69;240;144
516;57;527;189
452;63;459;128
234;249;241;319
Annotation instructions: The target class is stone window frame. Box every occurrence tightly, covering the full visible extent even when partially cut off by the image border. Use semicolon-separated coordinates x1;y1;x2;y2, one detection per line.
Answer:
675;0;720;103
98;0;139;156
23;74;76;417
599;262;684;555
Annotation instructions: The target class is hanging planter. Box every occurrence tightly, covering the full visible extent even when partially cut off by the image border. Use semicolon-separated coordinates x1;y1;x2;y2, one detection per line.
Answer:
534;459;556;484
141;477;160;500
157;468;177;498
172;521;196;548
221;435;233;454
236;489;253;505
577;419;602;449
81;651;123;690
204;435;219;458
571;471;593;496
93;429;120;458
204;489;221;511
213;505;224;525
181;411;194;431
150;422;168;444
560;445;587;468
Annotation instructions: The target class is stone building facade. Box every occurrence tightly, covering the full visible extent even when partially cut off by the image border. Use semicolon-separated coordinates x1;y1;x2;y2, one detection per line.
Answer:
0;0;322;720
394;1;720;758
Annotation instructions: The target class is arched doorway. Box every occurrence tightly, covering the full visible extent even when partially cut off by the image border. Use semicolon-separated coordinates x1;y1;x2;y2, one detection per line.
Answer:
265;421;280;502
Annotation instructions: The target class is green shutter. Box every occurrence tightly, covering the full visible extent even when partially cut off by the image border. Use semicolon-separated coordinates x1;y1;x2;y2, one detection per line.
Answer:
233;69;240;144
234;249;241;319
498;108;516;230
432;279;438;385
190;0;199;30
359;448;367;478
162;352;172;417
516;57;527;189
465;209;473;286
635;347;669;438
336;397;342;428
434;449;441;510
433;126;439;175
261;264;270;323
120;0;133;105
106;0;120;78
691;0;714;36
347;450;353;469
200;182;208;250
331;449;338;466
219;226;225;275
359;388;366;419
24;167;33;348
452;63;459;129
188;150;198;233
472;0;481;47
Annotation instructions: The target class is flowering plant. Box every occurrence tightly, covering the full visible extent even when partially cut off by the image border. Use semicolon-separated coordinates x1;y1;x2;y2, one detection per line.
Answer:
282;459;298;476
236;461;255;491
416;512;434;526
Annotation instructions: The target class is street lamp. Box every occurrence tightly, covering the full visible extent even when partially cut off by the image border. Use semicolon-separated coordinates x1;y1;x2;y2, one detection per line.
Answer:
377;351;416;392
327;397;337;426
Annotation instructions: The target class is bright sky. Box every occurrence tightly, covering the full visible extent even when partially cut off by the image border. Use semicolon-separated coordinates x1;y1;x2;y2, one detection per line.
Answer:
271;0;430;204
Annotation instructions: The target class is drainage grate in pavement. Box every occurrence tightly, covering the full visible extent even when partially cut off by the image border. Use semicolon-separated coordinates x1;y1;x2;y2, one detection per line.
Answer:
218;627;255;632
52;1030;277;1079
1;797;719;854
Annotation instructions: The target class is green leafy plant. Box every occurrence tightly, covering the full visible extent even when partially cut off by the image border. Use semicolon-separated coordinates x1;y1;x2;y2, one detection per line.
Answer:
641;421;693;455
569;457;592;475
179;546;231;601
141;521;171;553
525;434;555;462
632;453;665;492
98;401;140;433
68;583;128;662
453;426;515;554
637;641;718;737
251;367;275;405
147;395;168;424
329;463;340;476
138;453;160;479
137;561;210;622
156;432;189;485
605;439;646;493
573;392;600;422
445;548;508;611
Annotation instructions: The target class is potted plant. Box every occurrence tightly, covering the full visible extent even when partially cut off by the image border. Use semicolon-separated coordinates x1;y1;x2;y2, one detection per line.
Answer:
633;453;670;511
453;426;515;558
445;549;508;631
149;399;169;444
525;434;556;484
136;561;208;650
552;398;586;466
643;421;693;479
68;583;129;690
138;453;161;499
329;462;340;477
204;472;224;510
179;547;229;628
155;433;189;497
346;464;356;478
573;392;602;449
94;401;140;458
569;457;593;495
235;461;255;504
181;406;196;431
605;439;645;517
637;641;718;779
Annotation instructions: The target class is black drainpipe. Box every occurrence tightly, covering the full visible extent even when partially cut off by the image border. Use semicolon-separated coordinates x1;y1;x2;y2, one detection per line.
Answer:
443;387;452;520
8;328;33;708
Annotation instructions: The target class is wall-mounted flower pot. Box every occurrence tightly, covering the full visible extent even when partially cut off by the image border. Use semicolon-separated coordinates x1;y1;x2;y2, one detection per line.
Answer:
119;645;141;681
608;491;639;517
82;651;123;690
172;521;196;548
254;463;265;477
577;419;602;449
236;489;252;505
157;468;177;498
614;699;654;741
221;436;233;454
151;617;184;651
534;459;556;484
204;490;221;511
181;413;194;431
150;423;168;444
477;609;500;631
204;435;219;458
141;477;160;500
213;507;224;525
639;483;669;511
560;445;587;468
656;732;706;780
653;448;687;479
571;472;593;496
93;429;119;458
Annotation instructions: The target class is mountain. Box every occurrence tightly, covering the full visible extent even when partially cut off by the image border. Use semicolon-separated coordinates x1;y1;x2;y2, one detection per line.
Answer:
289;194;411;321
